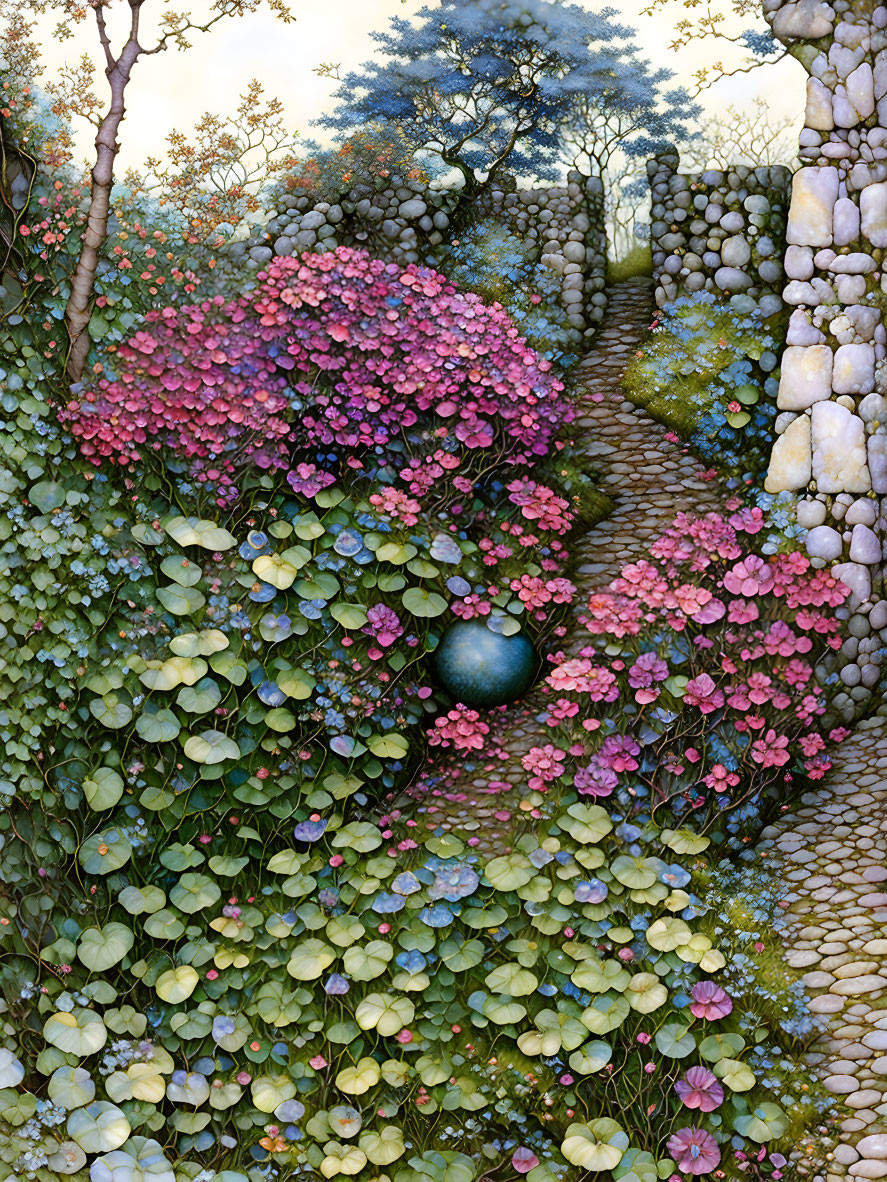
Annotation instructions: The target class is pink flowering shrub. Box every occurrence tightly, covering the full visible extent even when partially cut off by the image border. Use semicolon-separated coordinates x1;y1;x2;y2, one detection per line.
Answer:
61;247;572;497
538;502;850;834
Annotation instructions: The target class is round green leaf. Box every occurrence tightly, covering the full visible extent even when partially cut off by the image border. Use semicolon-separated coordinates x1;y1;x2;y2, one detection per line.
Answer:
82;768;124;811
77;923;134;972
401;586;448;617
183;730;241;765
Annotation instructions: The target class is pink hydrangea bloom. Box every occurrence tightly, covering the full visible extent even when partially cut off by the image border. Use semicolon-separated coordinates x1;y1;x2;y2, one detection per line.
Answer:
722;555;775;598
750;728;791;768
675;1066;724;1112
427;705;490;752
521;745;567;791
690;981;733;1020
667;1127;721;1175
683;674;724;715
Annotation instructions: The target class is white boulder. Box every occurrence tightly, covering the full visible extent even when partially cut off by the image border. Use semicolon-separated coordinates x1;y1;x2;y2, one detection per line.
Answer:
811;401;872;492
777;345;834;409
765;414;812;493
787;167;839;247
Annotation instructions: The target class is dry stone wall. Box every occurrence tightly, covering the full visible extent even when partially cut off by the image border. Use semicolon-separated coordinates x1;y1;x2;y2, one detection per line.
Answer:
648;147;792;313
228;171;608;341
762;0;887;714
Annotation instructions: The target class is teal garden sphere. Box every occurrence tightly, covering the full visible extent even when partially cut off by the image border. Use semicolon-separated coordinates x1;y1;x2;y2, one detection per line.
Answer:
433;620;537;708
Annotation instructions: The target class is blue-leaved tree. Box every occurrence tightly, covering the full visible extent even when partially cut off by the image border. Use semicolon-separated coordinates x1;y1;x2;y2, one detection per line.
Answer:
317;0;692;196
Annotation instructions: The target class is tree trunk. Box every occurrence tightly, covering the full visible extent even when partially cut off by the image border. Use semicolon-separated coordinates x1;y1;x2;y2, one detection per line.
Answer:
64;39;141;384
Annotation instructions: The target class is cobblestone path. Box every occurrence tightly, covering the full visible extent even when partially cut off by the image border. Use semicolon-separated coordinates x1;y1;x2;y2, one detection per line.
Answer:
408;277;725;854
760;712;887;1176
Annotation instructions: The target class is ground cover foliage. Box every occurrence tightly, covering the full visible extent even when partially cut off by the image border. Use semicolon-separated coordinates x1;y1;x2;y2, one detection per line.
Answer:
0;74;837;1182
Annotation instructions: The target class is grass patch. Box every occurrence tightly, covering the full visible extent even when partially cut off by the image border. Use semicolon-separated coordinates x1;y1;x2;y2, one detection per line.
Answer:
622;292;785;477
607;242;652;284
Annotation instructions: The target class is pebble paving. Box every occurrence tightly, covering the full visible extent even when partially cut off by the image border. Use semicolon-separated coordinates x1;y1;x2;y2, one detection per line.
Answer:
408;276;887;1165
760;713;887;1176
408;277;724;852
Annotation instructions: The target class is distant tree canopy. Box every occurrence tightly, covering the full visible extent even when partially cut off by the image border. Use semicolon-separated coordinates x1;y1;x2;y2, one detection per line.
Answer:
317;0;697;195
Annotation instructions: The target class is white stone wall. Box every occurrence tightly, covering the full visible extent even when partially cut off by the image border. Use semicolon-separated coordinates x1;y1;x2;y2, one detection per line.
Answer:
648;147;792;314
763;0;887;714
229;171;608;341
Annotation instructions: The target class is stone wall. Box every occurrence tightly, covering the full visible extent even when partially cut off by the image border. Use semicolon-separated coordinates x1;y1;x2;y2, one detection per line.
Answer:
227;171;608;341
648;147;792;314
762;0;887;716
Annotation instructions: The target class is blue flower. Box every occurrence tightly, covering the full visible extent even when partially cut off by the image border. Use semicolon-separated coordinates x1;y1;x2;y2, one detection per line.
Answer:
660;864;691;889
419;904;454;927
324;974;350;996
275;1099;306;1123
212;1016;236;1043
249;582;278;604
239;530;271;560
298;598;326;620
396;950;427;973
574;879;608;904
391;871;422;896
372;892;406;914
430;534;462;563
261;613;293;641
446;575;472;597
293;818;327;842
428;863;479;902
334;530;364;557
257;681;287;707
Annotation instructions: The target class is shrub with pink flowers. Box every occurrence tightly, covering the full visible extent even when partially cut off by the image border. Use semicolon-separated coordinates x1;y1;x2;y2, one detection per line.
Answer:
528;502;851;838
61;246;573;503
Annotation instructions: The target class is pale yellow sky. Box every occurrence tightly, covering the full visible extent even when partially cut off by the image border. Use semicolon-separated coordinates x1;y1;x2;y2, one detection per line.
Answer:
33;0;806;174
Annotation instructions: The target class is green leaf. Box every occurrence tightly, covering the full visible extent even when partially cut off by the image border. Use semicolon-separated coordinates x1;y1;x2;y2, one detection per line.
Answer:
169;873;222;913
366;733;410;759
165;516;236;550
77;923;134;971
157;584;206;616
209;854;249;877
183;730;241;765
160;555;202;587
376;542;417;564
29;481;67;513
118;885;166;915
402;586;448;617
559;803;613;845
484;853;535;891
79;830;132;875
330;602;369;629
331;822;382;853
82;768;124;811
176;677;222;714
733;1103;789;1142
714;1057;756;1092
265;707;297;732
170;630;229;657
89;693;133;730
655;1022;696;1058
135;708;181;743
144;910;185;940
